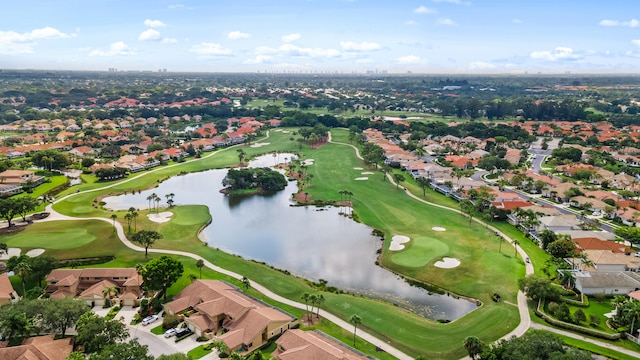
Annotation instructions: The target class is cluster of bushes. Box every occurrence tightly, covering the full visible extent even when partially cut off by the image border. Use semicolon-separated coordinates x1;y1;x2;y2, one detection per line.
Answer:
537;300;618;340
104;306;121;320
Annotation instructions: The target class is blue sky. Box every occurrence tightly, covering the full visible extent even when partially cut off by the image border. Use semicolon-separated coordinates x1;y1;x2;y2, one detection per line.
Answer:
2;0;640;73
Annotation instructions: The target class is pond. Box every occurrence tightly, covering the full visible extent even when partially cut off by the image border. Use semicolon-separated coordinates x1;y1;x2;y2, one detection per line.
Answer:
103;154;477;320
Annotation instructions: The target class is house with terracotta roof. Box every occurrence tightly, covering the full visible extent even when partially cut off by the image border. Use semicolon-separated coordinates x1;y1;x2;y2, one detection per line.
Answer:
0;170;45;196
45;268;142;307
0;334;73;360
164;280;297;354
0;273;19;306
273;329;372;360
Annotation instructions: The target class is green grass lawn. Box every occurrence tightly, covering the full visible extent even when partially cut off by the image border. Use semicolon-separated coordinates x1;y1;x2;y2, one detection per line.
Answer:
187;345;213;359
43;128;527;359
555;333;638;360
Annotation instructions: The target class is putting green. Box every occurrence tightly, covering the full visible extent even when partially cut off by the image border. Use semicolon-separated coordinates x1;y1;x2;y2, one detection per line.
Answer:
390;236;449;268
5;225;97;249
71;205;95;214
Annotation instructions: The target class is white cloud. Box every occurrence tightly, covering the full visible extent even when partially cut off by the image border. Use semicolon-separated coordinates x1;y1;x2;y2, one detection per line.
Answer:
632;40;640;47
436;18;457;26
512;19;522;24
244;55;273;64
432;0;471;4
413;6;437;14
530;47;582;61
168;4;184;9
228;31;250;40
405;20;417;25
340;41;381;51
0;27;74;54
89;41;135;57
355;58;373;64
144;19;166;28
188;42;232;56
255;46;277;55
281;33;301;42
396;55;421;64
278;43;340;58
599;19;639;27
469;61;495;70
139;29;161;41
162;38;177;43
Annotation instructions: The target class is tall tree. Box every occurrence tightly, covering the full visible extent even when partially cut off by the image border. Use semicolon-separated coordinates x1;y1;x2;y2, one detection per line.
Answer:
130;230;163;258
349;314;362;347
138;256;184;299
463;336;484;360
75;311;128;353
196;259;205;279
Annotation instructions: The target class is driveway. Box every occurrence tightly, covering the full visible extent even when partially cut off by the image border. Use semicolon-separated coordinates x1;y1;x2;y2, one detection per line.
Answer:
92;306;211;357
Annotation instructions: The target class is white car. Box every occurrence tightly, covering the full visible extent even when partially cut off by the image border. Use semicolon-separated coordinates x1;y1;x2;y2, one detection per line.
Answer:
164;328;177;338
142;315;159;326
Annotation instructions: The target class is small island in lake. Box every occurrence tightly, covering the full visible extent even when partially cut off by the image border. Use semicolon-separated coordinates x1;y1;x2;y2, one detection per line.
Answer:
221;167;288;195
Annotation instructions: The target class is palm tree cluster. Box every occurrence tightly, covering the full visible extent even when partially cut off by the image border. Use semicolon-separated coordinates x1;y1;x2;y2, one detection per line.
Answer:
338;189;353;215
612;296;640;335
146;193;161;213
300;293;326;322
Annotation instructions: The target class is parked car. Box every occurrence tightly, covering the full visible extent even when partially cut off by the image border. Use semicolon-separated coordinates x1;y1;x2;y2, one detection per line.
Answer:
164;328;177;338
175;328;191;337
142;315;159;326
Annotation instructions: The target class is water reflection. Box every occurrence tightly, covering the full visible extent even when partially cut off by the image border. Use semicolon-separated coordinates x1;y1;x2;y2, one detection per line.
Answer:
103;154;476;320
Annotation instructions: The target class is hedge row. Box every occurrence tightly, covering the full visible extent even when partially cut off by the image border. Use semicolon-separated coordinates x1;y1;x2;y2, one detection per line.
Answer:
561;293;590;308
536;300;622;340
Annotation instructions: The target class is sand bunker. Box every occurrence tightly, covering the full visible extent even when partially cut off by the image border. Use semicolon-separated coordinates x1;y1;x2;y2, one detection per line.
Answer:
249;142;270;148
281;130;291;133
390;235;410;251
355;177;369;181
26;249;45;257
353;167;364;170
362;172;374;175
148;212;173;223
302;159;315;166
432;227;446;232
434;257;461;269
0;248;21;260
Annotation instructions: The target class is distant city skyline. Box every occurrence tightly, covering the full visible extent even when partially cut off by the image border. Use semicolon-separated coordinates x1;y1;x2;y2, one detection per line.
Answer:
3;0;640;74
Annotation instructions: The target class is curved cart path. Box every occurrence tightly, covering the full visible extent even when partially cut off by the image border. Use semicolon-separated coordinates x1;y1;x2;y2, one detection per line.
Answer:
41;131;413;360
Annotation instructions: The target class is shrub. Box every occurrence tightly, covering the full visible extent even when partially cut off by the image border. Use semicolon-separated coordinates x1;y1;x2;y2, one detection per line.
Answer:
163;314;180;329
196;336;208;342
573;309;586;324
590;314;601;327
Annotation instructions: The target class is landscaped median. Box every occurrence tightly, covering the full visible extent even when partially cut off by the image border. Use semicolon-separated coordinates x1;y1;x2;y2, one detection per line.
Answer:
43;128;525;359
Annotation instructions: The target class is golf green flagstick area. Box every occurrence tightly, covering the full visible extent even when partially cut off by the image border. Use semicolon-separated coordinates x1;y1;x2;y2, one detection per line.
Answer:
25;128;525;359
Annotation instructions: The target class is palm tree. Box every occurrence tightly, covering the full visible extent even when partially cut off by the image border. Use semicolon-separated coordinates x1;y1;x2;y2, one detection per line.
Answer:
102;285;119;306
128;207;138;232
558;269;576;290
188;274;197;283
124;213;133;233
15;261;31;296
228;353;244;360
196;259;204;279
165;193;175;208
146;194;154;211
301;293;311;320
309;294;318;318
212;340;229;356
349;314;362;347
513;239;520;257
497;233;504;253
154;194;161;213
237;149;246;166
131;230;163;258
315;294;325;318
110;214;117;232
463;336;483;360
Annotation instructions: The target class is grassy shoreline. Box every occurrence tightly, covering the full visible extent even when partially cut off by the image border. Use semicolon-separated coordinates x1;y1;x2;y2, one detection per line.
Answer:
43;128;524;358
